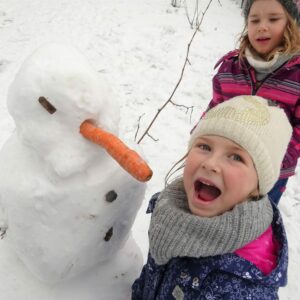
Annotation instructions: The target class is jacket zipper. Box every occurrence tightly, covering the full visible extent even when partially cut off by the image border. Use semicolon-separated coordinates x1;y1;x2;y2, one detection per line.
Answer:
245;60;291;95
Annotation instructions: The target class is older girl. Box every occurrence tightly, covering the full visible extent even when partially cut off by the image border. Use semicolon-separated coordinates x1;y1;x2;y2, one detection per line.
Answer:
208;0;300;204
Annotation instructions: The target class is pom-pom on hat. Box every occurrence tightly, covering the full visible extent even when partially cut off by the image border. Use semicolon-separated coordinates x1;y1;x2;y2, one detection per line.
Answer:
189;95;292;195
243;0;300;25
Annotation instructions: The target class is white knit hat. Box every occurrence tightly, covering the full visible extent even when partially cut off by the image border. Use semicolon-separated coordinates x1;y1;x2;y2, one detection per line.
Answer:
189;96;292;195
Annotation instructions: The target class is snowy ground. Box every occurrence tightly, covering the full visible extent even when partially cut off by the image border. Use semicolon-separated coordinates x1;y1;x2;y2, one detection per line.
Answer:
0;0;299;299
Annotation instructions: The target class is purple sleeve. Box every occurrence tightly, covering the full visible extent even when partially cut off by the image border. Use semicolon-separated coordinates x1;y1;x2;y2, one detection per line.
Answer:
281;99;300;175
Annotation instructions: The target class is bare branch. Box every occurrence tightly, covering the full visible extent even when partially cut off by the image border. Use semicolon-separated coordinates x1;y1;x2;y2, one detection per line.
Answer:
137;0;213;144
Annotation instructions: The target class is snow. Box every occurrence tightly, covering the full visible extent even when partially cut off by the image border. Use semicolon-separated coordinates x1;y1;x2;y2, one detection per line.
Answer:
0;0;299;299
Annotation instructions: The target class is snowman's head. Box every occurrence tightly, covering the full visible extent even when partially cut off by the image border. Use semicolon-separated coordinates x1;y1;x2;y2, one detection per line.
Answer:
7;43;120;177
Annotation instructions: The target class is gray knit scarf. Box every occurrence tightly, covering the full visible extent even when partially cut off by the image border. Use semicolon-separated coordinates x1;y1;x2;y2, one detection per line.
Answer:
149;178;273;265
245;47;294;81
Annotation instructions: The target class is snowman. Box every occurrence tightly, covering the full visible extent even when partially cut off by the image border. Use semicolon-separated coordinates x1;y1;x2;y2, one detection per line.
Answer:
0;43;149;300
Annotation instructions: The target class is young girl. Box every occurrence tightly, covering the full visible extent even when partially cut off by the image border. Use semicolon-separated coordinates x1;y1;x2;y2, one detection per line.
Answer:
132;95;291;299
208;0;300;204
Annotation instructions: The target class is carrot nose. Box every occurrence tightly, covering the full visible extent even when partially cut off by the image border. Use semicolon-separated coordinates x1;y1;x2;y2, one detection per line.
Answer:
80;120;153;182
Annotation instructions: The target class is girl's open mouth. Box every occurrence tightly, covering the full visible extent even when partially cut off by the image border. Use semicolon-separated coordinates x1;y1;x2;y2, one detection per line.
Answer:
194;180;221;202
257;37;270;42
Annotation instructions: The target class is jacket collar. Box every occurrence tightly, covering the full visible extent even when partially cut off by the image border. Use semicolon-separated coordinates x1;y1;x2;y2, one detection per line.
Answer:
214;49;300;70
181;205;287;288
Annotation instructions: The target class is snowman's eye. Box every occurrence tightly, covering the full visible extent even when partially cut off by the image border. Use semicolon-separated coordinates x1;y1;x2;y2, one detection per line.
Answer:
38;96;56;114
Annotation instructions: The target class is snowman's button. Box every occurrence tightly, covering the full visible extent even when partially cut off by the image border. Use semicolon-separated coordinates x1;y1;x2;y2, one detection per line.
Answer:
104;227;113;242
0;226;7;239
105;190;118;202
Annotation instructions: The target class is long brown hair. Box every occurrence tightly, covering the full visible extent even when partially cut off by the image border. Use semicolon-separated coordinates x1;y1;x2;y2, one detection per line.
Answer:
238;2;300;61
164;153;187;186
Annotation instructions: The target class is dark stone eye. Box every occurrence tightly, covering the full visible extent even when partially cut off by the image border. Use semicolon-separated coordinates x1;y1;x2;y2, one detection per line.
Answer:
104;227;113;242
38;96;56;114
105;190;118;202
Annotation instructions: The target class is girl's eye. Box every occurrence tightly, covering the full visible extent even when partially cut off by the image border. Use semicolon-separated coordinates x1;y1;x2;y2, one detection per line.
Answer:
229;154;244;162
250;19;259;24
197;143;211;151
270;18;279;22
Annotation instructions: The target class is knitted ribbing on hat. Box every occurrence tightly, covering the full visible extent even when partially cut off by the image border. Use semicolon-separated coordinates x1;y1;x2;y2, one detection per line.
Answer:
149;178;273;265
243;0;300;25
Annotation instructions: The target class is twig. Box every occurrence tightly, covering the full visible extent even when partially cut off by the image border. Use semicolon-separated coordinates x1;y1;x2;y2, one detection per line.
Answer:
184;0;197;28
170;100;194;113
134;113;145;142
171;0;182;8
147;133;159;142
137;0;213;144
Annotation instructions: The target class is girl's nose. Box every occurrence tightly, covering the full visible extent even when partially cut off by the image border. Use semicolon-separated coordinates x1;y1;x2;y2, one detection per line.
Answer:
201;155;220;173
258;21;268;32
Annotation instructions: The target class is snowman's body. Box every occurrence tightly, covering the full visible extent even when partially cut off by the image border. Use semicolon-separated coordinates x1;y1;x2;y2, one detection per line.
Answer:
0;44;145;299
0;231;143;300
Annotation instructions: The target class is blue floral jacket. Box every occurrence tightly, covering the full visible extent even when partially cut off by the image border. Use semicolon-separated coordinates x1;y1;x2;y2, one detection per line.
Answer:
131;195;288;300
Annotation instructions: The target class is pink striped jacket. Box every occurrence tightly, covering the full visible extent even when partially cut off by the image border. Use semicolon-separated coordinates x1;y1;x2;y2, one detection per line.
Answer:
209;50;300;178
